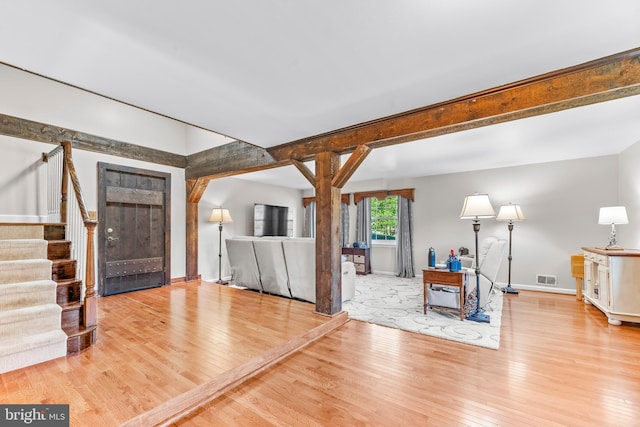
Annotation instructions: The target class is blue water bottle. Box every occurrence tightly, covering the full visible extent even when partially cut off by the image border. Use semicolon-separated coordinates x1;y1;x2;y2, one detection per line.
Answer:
428;247;436;267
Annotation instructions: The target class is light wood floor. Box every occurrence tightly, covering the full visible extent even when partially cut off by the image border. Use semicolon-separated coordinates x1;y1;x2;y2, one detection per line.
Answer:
2;280;639;426
174;289;640;427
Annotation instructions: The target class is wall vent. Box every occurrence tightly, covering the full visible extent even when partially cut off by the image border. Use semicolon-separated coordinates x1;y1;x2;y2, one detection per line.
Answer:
536;274;557;287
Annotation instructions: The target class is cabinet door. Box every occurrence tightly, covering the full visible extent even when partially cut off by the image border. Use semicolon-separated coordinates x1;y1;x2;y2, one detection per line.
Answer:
584;259;594;298
597;265;610;309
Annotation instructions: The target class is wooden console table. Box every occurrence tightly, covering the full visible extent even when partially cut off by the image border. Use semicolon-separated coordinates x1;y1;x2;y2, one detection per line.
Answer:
582;247;640;325
422;268;468;321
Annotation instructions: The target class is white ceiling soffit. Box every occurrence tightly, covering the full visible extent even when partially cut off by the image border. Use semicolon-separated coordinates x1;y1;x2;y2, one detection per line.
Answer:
1;1;639;189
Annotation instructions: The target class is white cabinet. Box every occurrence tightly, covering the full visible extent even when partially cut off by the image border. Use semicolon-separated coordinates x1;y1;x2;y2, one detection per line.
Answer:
582;247;640;325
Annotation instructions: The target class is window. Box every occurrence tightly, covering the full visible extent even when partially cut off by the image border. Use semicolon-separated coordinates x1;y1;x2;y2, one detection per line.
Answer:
371;196;398;242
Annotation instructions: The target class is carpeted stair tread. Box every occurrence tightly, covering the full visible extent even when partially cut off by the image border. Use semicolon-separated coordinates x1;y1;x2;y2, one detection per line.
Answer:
0;259;52;284
0;227;69;373
0;239;48;261
0;329;68;357
0;225;44;240
0;329;67;373
0;280;57;310
0;304;62;340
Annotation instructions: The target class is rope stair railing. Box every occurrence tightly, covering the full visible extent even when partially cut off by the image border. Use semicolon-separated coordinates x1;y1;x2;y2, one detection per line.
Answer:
42;141;97;328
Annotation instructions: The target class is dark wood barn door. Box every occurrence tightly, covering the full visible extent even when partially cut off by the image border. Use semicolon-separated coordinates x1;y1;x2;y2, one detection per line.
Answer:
97;163;171;296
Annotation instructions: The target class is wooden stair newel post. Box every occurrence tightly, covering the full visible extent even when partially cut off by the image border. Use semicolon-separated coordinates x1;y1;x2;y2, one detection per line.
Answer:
84;219;98;327
315;151;342;316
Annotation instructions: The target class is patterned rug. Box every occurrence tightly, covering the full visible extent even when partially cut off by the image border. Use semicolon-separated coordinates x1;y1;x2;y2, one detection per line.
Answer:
343;274;503;349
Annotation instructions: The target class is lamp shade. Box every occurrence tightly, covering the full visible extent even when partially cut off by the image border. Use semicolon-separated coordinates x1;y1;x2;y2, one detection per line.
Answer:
209;208;233;223
496;204;525;222
460;194;495;219
598;206;628;225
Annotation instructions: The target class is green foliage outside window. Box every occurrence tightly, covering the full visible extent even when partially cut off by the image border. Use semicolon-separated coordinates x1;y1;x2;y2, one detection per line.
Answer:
371;196;398;242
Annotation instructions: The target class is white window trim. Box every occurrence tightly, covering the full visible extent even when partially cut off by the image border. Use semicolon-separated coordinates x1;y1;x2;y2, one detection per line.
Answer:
371;240;396;247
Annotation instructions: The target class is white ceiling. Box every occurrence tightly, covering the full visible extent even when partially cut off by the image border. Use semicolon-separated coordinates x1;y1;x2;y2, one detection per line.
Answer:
2;1;640;189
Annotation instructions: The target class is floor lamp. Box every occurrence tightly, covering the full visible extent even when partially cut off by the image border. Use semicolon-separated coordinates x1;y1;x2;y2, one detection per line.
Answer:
209;208;233;284
497;203;525;294
460;193;495;323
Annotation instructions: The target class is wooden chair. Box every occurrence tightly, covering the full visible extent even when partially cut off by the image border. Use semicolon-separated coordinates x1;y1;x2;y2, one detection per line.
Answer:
570;254;585;300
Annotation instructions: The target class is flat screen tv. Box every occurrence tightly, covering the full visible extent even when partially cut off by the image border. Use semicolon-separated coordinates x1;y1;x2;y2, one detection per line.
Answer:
253;203;290;237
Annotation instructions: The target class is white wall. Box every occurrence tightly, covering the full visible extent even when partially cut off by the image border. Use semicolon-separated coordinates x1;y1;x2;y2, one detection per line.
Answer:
0;64;189;154
197;177;303;281
0;137;50;221
0;64;192;278
341;155;621;292
618;139;640;249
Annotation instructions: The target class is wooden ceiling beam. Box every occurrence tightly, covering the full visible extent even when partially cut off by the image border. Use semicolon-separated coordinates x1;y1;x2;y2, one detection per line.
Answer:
267;48;640;163
186;178;210;203
0;113;186;168
291;159;316;187
4;49;639;181
332;145;371;189
184;48;640;180
184;140;284;180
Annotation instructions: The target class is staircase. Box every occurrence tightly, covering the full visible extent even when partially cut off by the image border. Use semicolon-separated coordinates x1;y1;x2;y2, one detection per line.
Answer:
0;225;67;373
0;223;97;373
45;224;97;353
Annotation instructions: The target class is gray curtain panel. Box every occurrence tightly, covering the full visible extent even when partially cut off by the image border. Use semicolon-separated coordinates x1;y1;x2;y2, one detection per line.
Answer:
341;202;350;248
303;201;316;238
355;197;371;248
304;201;347;243
396;196;415;277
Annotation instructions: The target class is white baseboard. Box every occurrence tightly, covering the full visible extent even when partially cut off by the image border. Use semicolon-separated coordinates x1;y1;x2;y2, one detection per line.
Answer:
494;282;575;295
0;214;48;223
202;276;233;283
371;269;396;276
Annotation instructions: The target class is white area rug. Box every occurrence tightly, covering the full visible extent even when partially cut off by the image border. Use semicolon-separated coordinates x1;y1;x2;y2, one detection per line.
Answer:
343;274;503;349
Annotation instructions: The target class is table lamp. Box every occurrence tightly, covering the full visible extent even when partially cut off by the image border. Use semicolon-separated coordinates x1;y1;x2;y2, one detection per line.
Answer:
598;206;628;250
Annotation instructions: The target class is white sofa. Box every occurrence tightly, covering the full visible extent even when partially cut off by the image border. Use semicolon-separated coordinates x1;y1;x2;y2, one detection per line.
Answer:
225;238;262;292
225;237;356;304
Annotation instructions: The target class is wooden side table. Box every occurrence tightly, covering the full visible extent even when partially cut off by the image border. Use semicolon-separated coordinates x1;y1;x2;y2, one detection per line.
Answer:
341;247;371;275
422;268;468;321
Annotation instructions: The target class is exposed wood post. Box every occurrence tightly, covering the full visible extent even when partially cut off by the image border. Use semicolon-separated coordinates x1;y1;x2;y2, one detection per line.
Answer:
185;179;206;281
83;219;97;327
314;151;342;315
